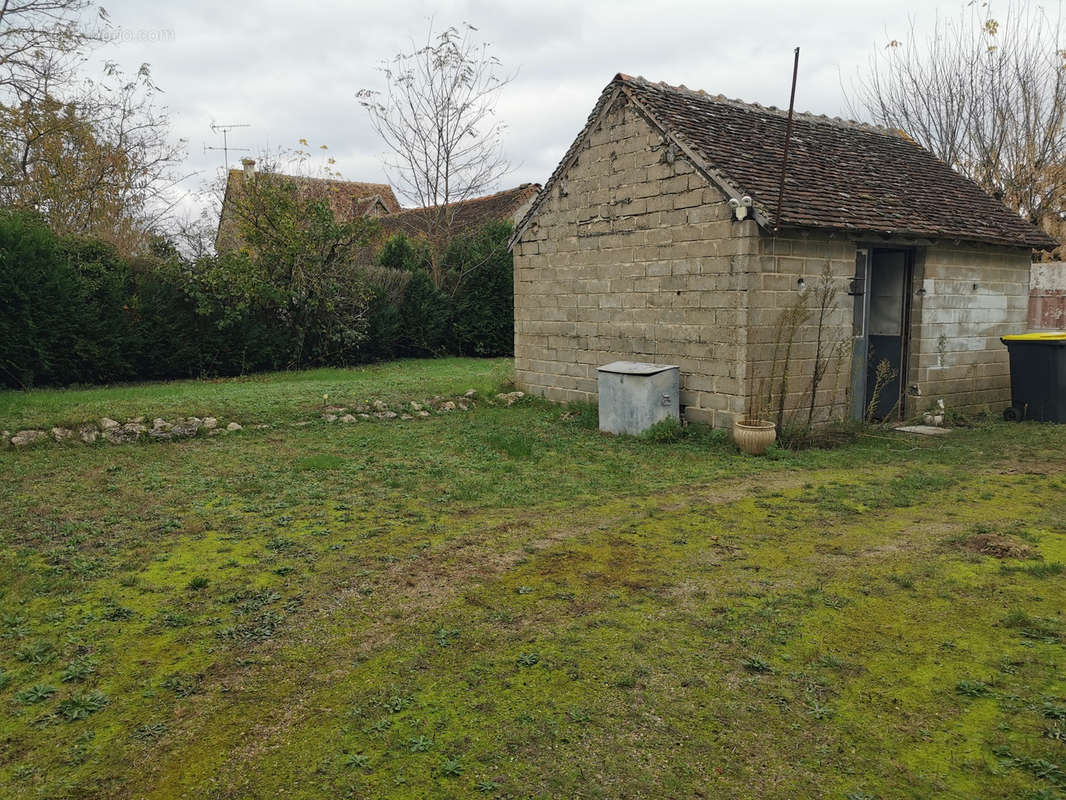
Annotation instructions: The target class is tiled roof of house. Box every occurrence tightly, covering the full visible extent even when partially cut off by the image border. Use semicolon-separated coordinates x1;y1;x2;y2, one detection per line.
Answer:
515;74;1056;250
382;183;540;238
351;195;392;217
223;169;401;218
216;168;402;252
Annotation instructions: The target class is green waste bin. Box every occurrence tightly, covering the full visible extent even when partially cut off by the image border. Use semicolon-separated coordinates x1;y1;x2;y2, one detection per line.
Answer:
1000;332;1066;422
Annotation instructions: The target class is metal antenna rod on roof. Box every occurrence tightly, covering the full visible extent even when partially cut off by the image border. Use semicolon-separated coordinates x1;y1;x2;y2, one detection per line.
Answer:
773;48;800;235
205;122;252;169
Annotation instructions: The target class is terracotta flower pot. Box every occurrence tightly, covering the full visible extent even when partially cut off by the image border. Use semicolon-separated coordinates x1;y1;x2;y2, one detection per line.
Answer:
733;419;777;455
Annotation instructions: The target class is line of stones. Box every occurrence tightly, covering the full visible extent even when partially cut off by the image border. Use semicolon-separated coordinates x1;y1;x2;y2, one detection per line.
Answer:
2;391;526;449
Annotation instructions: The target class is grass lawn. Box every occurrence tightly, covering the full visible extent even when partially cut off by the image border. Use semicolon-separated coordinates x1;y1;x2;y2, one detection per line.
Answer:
0;357;514;430
1;358;1065;799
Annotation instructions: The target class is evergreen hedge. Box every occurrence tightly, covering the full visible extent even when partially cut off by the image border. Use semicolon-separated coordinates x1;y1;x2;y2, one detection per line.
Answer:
0;210;515;389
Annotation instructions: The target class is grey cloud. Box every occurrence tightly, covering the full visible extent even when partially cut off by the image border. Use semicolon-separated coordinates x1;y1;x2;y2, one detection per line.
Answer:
86;0;969;221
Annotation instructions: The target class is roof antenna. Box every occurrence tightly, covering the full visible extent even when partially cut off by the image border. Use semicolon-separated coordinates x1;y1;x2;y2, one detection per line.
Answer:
205;122;252;169
773;48;800;235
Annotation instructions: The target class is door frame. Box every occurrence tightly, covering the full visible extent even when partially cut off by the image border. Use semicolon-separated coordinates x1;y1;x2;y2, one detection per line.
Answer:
849;245;916;422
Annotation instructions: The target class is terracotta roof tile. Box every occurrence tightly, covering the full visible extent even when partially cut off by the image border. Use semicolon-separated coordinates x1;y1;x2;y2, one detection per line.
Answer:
382;183;540;237
224;169;401;218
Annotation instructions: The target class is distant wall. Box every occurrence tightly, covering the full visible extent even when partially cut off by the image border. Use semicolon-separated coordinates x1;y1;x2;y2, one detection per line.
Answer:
1029;262;1066;330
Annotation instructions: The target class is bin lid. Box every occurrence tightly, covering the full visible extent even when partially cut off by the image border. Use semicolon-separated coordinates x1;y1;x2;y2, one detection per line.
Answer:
597;361;679;376
1001;332;1066;343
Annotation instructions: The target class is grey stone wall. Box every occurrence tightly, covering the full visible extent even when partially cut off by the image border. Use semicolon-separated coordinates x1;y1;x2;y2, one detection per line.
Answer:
750;233;856;427
1029;262;1066;330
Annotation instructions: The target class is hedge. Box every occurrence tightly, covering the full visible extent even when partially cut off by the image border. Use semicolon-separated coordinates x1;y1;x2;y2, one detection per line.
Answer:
0;210;515;389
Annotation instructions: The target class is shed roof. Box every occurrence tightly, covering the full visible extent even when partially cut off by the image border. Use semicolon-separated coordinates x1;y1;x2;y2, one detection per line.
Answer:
515;74;1057;250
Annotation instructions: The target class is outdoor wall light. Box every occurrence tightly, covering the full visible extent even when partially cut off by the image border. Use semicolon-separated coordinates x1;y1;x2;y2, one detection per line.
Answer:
796;278;806;290
916;287;928;296
728;195;753;221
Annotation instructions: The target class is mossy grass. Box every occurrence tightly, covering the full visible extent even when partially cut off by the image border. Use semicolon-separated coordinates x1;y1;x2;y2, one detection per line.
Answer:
1;358;1065;797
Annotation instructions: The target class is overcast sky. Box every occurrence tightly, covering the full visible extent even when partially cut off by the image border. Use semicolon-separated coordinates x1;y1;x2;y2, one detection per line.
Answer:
87;0;979;220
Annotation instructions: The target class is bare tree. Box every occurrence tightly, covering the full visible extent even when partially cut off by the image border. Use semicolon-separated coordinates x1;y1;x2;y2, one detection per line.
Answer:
850;1;1066;255
0;0;106;102
357;22;512;287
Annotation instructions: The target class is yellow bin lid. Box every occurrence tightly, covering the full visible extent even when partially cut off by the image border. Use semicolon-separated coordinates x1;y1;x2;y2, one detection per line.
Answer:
1001;332;1066;341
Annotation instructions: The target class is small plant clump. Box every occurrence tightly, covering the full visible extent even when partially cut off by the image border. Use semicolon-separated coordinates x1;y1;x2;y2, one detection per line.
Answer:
15;684;57;704
342;752;371;770
433;627;460;647
57;691;109;720
440;757;464;777
15;640;55;665
641;417;686;443
956;680;994;697
382;695;413;714
742;657;773;674
407;735;433;753
60;658;96;684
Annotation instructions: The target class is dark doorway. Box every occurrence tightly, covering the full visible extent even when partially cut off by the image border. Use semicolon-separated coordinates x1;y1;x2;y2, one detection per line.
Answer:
851;247;914;421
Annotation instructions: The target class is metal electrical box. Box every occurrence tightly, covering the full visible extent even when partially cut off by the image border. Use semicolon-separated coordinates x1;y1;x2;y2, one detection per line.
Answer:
597;361;680;436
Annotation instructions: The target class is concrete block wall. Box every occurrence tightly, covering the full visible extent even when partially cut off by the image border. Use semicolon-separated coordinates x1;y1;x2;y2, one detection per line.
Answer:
911;244;1032;414
748;233;857;426
512;96;754;427
513;97;1035;427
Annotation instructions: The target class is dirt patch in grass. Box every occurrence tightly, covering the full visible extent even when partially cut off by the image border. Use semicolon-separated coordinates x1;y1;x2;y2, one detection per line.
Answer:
963;532;1035;559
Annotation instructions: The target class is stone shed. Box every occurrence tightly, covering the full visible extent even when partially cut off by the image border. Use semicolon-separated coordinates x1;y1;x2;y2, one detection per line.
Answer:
510;74;1057;427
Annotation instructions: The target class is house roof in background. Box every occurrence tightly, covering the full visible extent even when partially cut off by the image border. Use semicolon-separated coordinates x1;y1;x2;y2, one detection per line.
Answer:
223;169;401;219
515;73;1057;250
382;183;541;237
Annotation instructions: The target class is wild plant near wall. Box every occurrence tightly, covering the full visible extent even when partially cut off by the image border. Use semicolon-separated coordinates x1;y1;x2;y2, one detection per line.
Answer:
865;359;899;423
767;288;811;432
766;263;854;447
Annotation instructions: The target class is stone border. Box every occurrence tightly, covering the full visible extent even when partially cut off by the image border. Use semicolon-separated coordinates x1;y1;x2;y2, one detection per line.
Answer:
2;391;527;449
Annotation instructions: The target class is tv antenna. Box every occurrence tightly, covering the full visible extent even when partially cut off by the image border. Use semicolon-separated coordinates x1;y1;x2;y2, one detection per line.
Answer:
205;122;251;168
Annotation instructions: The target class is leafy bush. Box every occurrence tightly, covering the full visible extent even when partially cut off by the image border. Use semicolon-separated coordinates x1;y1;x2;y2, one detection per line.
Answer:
368;224;515;360
398;268;453;355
